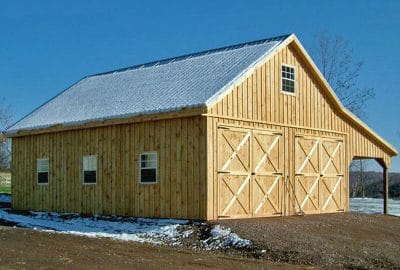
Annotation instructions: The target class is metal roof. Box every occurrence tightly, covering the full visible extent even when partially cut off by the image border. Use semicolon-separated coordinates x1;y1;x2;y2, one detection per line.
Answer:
6;34;290;134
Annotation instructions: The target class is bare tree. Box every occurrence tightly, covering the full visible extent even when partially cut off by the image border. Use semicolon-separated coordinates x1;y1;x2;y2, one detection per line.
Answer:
311;33;375;119
0;99;11;171
350;165;359;197
350;160;364;197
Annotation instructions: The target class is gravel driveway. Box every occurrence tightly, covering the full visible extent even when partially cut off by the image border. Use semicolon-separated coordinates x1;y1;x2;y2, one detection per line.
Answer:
217;213;400;269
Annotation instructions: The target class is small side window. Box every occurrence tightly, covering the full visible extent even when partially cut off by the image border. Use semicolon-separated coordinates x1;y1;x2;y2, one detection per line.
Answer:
281;64;295;93
83;155;97;184
139;152;157;184
37;158;49;184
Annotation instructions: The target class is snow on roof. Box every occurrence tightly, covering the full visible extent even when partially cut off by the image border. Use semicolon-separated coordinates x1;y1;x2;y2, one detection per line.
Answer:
6;34;290;134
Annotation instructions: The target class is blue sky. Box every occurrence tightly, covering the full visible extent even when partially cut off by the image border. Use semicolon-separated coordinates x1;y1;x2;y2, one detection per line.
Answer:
0;0;399;171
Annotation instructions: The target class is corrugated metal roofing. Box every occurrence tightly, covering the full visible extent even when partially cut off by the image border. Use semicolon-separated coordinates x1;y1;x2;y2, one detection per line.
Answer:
6;34;290;134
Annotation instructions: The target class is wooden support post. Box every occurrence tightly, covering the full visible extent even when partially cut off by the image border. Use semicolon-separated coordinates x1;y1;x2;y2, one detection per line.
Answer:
383;167;389;215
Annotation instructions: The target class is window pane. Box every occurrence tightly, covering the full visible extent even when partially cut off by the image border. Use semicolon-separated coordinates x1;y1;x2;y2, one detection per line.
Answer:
84;170;96;183
37;159;49;172
282;64;295;93
147;160;157;168
141;168;156;183
83;156;97;171
38;172;48;184
140;152;157;183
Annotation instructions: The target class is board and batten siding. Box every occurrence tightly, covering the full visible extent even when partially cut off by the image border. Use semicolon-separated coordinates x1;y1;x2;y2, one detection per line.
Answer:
11;116;208;220
205;42;393;219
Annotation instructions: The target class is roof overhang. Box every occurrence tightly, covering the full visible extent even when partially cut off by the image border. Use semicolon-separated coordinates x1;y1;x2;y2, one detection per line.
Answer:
4;106;207;138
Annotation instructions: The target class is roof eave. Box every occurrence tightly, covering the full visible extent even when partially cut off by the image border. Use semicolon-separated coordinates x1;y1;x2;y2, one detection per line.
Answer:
4;105;207;138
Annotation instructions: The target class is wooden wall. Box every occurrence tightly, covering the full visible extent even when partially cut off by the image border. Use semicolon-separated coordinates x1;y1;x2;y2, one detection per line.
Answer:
206;41;393;219
11;116;208;220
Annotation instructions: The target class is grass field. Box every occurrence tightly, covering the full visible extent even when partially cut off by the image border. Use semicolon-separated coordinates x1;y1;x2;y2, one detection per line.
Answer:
0;180;11;193
0;172;11;194
0;184;10;194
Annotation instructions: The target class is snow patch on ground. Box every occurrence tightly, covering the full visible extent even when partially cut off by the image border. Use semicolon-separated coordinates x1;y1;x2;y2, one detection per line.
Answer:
0;205;251;250
0;209;191;245
202;225;251;250
0;194;11;203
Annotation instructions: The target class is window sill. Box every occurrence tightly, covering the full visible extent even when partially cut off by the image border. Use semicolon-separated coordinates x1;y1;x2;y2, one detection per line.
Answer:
281;90;296;96
82;182;97;185
139;181;158;185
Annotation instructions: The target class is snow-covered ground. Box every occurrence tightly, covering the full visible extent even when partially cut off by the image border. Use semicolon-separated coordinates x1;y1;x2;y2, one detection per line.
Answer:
350;197;400;216
0;194;250;250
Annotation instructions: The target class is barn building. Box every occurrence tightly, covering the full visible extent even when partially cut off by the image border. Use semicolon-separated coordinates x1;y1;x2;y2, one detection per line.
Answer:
5;34;397;220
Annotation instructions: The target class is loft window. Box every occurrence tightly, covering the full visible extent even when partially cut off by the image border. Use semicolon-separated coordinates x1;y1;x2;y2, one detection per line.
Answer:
140;152;157;184
282;64;295;93
37;158;49;184
83;155;97;184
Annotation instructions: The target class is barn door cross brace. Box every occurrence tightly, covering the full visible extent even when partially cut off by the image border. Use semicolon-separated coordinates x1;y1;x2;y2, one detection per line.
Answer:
321;176;342;210
254;175;281;214
253;135;280;173
298;175;320;210
297;139;319;174
221;132;251;172
321;142;341;175
221;175;251;216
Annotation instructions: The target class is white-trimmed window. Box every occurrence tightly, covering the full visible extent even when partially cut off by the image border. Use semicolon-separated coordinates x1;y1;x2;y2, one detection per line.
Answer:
37;158;49;184
83;155;97;184
282;64;295;93
139;152;157;184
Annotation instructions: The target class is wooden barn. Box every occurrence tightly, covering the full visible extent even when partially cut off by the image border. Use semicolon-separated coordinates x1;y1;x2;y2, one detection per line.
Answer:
5;34;397;220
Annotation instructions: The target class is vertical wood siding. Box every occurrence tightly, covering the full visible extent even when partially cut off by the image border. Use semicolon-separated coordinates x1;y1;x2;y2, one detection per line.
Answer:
11;116;208;220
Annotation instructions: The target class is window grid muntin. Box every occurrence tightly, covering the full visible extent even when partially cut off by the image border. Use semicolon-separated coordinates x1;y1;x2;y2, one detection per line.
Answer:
140;152;157;184
37;158;49;184
83;155;97;184
281;64;295;93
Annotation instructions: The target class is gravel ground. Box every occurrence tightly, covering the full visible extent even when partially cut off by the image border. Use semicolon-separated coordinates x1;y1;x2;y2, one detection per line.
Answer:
0;226;306;270
217;213;400;269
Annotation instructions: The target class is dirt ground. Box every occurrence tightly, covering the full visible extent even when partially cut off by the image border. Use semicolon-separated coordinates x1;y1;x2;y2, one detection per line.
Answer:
218;213;400;269
0;226;307;270
0;206;399;270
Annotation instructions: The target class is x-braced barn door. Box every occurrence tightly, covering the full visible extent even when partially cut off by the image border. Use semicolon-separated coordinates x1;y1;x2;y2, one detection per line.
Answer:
217;125;283;218
294;135;344;214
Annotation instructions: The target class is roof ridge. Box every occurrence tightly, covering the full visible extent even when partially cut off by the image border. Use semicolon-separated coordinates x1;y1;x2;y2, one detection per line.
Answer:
90;34;291;77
